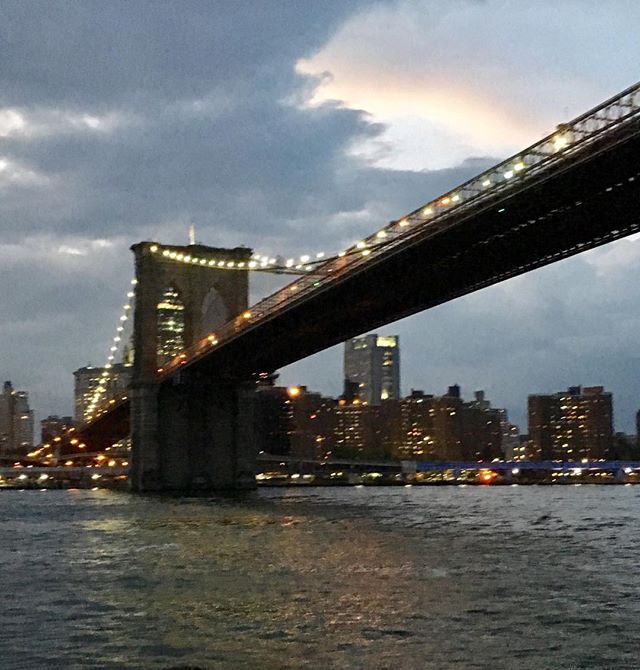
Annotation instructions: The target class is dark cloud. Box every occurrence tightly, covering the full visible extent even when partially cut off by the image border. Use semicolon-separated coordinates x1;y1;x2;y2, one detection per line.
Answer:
0;0;365;106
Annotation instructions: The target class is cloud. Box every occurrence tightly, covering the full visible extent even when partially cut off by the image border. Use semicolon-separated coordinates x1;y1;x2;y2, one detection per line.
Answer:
297;0;640;169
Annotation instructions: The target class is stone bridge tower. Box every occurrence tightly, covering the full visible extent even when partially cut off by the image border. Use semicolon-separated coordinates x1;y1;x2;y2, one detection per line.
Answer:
129;241;255;492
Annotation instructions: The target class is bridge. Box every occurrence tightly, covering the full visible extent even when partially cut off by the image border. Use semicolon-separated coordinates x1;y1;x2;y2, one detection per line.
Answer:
61;80;640;492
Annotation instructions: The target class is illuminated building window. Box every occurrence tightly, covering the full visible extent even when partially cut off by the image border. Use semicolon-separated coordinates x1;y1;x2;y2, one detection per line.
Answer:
157;287;185;364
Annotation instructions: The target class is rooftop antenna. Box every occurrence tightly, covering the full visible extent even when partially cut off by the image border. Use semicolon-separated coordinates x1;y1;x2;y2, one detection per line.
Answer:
188;223;196;246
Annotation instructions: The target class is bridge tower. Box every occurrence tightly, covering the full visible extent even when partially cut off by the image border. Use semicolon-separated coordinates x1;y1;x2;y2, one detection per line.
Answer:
129;241;256;492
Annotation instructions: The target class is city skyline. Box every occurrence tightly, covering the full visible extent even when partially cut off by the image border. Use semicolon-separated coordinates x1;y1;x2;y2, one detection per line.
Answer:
2;2;640;432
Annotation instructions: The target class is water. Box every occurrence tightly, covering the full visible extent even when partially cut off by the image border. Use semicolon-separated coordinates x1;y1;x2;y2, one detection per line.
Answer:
1;486;639;669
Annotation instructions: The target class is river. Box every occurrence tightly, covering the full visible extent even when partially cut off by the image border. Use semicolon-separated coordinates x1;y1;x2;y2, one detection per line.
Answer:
1;486;639;669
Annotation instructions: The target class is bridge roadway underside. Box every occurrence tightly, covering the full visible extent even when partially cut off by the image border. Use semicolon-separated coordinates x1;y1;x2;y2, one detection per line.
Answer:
75;120;640;462
188;119;640;380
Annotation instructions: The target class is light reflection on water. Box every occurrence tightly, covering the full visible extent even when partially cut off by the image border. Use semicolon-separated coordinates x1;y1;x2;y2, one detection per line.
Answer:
1;486;639;669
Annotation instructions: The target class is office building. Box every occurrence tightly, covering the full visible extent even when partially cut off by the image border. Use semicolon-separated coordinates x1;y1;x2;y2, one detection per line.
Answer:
157;287;185;365
344;334;400;405
73;363;133;424
0;381;34;455
528;385;613;460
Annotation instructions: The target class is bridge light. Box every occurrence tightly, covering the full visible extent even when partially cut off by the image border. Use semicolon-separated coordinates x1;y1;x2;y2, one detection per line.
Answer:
127;291;135;298
238;262;245;268
113;336;121;342
422;207;432;216
482;179;491;187
242;311;252;319
285;258;294;267
356;241;367;249
176;254;184;261
440;197;451;205
218;260;225;267
169;252;177;259
248;261;257;268
130;279;137;285
362;249;371;257
451;194;460;202
316;252;325;258
338;251;346;257
300;255;310;263
376;230;387;238
288;386;301;398
269;258;276;265
208;259;215;266
227;261;235;268
162;250;170;257
514;161;525;172
150;245;158;252
511;468;520;475
398;218;409;226
503;170;514;179
553;133;569;151
290;285;298;291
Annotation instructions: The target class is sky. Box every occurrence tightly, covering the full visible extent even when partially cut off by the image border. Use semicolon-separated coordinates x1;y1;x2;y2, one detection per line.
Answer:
1;0;640;433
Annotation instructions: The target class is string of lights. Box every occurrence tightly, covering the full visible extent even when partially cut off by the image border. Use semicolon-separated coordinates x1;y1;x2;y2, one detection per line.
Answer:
148;241;401;275
151;244;329;274
84;278;136;421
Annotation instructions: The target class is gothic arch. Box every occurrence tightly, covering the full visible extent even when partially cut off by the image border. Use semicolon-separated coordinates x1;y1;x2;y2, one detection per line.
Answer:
156;285;185;366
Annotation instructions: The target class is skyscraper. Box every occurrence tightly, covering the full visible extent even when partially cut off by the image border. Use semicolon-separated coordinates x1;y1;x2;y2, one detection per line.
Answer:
0;381;34;455
157;286;185;365
344;334;400;405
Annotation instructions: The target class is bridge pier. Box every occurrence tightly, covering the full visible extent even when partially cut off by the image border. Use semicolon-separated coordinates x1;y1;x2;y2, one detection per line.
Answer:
130;372;256;492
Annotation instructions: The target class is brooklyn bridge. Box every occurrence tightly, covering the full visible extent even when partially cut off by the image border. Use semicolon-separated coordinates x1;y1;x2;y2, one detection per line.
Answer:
55;80;640;492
